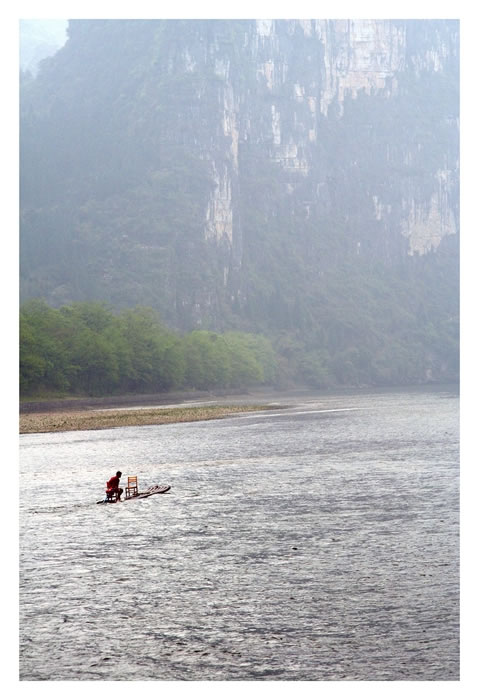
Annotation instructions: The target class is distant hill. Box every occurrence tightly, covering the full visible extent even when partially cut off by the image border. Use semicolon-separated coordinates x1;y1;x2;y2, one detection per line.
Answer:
20;19;459;387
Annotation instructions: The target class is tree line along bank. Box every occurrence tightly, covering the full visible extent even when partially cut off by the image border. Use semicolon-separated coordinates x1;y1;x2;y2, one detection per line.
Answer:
20;300;278;398
20;296;459;400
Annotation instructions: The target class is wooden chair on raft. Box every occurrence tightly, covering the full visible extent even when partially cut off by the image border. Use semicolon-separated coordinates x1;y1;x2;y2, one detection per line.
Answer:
125;476;139;499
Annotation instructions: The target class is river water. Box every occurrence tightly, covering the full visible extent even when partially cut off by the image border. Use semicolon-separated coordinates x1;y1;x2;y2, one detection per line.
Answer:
19;386;459;681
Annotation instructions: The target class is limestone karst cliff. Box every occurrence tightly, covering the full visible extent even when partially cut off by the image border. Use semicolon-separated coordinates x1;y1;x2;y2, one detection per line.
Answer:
191;19;458;259
20;19;459;385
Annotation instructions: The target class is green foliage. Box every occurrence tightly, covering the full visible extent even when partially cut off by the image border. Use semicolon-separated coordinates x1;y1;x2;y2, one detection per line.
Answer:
183;331;231;389
225;332;278;385
298;350;334;389
181;330;278;390
19;301;279;397
20;300;78;392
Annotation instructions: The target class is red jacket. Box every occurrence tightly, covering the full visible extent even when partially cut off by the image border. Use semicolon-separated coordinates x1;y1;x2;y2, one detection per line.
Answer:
106;475;120;491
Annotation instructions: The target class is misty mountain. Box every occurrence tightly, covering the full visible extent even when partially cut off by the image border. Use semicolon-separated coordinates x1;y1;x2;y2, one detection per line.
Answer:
20;19;459;387
19;19;67;75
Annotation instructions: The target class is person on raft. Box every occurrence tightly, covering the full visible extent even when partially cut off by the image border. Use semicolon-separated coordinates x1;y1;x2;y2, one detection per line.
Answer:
106;471;123;501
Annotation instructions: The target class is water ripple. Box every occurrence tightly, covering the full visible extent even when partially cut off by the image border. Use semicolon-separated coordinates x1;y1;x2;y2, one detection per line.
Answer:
19;387;459;680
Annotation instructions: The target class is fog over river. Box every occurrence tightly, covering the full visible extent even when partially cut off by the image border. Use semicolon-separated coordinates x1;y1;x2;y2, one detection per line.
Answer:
19;386;459;681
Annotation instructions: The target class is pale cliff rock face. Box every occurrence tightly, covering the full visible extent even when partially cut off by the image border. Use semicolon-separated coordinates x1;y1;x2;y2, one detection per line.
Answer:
317;19;406;116
202;19;458;260
400;168;458;254
205;163;233;243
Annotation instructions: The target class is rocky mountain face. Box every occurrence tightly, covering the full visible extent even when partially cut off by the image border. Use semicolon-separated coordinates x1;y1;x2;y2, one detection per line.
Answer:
195;19;459;257
20;19;459;385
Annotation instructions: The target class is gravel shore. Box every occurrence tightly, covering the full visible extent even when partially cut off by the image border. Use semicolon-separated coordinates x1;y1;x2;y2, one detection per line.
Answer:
19;403;273;434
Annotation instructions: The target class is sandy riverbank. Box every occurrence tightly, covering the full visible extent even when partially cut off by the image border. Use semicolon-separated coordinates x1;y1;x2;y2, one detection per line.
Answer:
19;403;275;434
